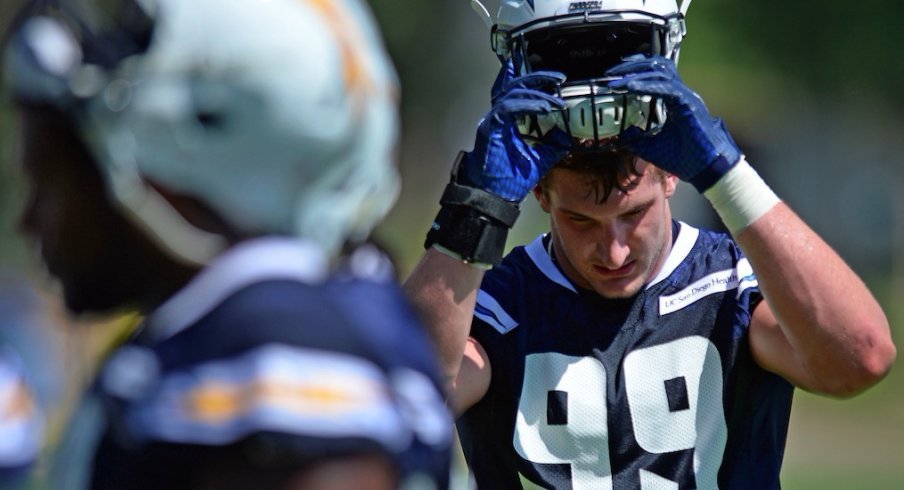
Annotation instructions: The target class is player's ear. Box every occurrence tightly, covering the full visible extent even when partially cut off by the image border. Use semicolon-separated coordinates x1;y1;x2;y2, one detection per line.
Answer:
533;184;551;213
663;172;678;199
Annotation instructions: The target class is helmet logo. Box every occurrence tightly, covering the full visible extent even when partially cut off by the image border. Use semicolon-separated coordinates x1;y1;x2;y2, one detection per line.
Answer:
568;1;603;11
308;0;373;95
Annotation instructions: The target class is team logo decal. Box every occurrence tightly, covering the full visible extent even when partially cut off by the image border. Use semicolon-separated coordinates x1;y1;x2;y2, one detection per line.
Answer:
569;1;603;11
658;259;757;315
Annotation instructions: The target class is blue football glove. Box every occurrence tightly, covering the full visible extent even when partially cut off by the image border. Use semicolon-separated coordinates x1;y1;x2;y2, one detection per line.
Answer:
459;61;571;202
606;55;742;192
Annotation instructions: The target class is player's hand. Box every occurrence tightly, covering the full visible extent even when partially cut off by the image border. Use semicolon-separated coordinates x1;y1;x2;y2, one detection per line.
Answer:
459;60;570;202
606;55;741;192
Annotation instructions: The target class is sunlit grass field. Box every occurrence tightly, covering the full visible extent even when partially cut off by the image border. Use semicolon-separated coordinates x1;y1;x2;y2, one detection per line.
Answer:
782;370;904;489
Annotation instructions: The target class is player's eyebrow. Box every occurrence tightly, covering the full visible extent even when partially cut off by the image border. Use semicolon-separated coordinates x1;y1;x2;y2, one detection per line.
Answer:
558;207;595;220
623;199;654;216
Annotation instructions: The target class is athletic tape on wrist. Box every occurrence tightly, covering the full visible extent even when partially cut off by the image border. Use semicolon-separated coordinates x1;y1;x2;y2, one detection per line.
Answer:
703;158;780;234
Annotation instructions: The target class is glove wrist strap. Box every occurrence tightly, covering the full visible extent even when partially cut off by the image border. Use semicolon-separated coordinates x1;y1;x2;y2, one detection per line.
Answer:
690;154;739;192
424;152;521;267
703;157;780;234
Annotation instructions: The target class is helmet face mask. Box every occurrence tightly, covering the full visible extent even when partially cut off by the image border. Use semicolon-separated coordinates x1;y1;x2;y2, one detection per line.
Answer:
490;0;688;150
514;82;665;150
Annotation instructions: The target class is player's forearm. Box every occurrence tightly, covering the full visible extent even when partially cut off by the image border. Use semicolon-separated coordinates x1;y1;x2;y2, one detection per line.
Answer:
403;247;485;391
735;202;895;396
611;57;895;391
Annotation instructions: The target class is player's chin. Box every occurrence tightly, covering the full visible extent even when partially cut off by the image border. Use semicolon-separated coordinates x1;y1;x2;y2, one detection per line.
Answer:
590;276;645;300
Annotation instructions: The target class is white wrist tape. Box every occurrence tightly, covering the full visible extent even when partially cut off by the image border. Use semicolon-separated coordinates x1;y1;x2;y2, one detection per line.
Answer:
703;158;780;234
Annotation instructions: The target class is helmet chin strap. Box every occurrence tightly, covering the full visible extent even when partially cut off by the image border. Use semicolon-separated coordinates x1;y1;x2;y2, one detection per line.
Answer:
109;168;230;267
470;0;493;30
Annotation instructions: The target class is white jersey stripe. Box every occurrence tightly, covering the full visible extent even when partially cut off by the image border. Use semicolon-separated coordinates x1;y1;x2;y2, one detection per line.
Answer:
646;221;699;290
475;290;519;334
525;234;577;293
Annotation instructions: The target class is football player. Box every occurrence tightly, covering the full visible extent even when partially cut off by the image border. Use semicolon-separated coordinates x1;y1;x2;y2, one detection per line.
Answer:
404;0;896;488
3;0;451;488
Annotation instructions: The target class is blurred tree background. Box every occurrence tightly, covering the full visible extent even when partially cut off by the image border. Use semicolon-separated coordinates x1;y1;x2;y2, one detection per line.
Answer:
1;0;902;488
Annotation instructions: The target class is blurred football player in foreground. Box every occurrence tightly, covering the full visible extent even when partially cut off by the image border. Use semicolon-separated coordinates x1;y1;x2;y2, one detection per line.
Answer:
404;0;896;488
3;0;451;488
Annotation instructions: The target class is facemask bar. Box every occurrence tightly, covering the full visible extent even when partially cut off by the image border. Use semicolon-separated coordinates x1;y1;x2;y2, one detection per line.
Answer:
514;77;666;153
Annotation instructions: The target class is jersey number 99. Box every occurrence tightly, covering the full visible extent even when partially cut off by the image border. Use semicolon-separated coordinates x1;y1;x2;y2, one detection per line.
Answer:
513;336;727;489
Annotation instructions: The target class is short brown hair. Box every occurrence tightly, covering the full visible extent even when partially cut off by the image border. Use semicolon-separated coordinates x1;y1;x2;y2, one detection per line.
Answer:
539;147;643;204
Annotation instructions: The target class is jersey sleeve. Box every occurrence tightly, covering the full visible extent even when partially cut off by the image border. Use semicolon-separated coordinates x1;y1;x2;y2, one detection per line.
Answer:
727;237;764;337
468;248;531;368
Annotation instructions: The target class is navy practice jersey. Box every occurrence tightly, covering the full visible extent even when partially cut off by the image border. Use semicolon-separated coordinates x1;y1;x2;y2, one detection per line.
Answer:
459;222;794;490
52;238;452;490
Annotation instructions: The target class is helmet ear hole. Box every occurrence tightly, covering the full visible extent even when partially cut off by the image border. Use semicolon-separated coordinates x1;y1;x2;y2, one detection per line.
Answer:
195;111;224;130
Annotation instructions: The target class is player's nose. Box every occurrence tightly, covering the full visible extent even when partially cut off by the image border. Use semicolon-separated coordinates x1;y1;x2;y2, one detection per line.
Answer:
594;226;630;269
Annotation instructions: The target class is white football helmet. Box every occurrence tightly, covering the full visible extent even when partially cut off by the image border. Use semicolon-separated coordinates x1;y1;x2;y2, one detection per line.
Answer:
476;0;691;147
4;0;401;265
